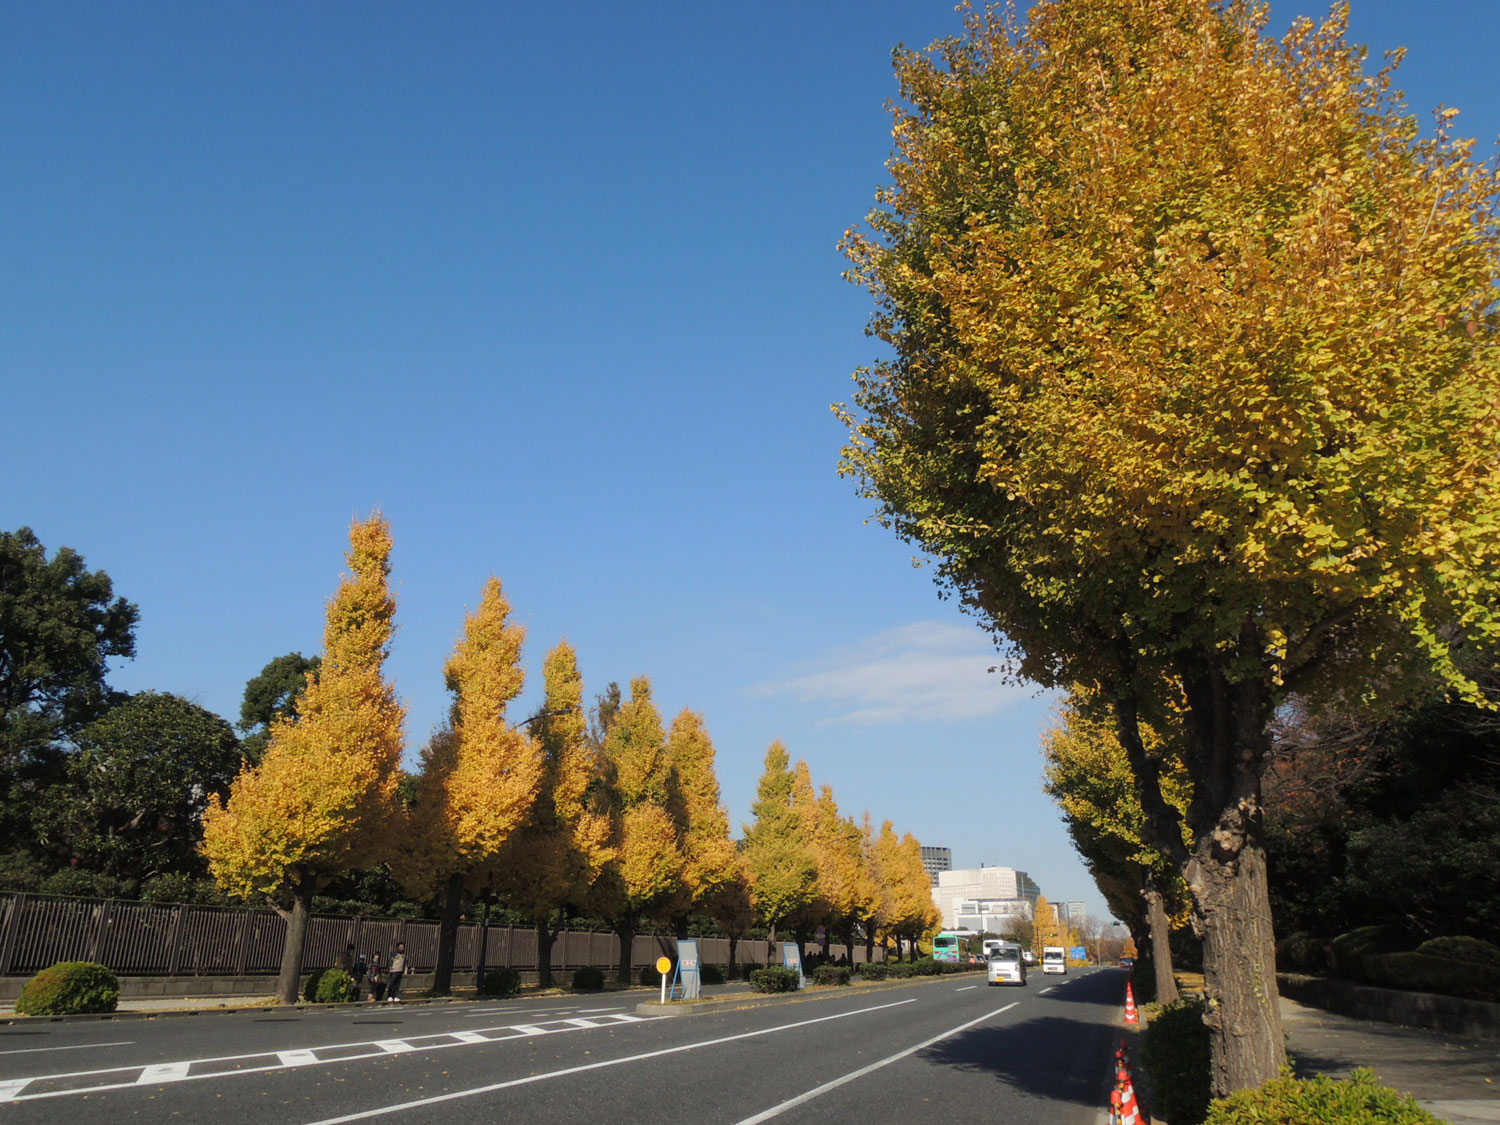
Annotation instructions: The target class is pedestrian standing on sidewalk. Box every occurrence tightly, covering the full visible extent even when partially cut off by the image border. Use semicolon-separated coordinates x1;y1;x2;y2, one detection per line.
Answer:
368;951;385;1002
387;942;407;1002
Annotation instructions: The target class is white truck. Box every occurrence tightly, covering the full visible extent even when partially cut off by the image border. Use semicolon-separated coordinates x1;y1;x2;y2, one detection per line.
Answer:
1042;945;1067;975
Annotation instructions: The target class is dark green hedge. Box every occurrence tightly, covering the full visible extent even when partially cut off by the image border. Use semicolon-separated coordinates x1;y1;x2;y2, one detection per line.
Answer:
15;961;119;1016
303;967;357;1003
1140;998;1212;1125
1361;951;1500;1003
572;966;605;991
1414;936;1500;966
748;966;801;993
482;967;521;996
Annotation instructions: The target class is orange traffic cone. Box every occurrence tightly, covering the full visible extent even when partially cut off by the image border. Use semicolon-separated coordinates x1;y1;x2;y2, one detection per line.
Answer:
1118;1073;1149;1125
1124;983;1139;1026
1111;1082;1124;1125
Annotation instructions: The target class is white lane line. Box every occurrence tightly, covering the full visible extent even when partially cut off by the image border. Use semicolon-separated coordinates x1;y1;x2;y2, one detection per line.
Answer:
0;1039;133;1056
0;1012;673;1104
733;1002;1020;1124
300;997;919;1125
1038;987;1054;994
136;1061;191;1084
954;985;977;992
465;1006;575;1016
562;1018;605;1029
575;1007;625;1014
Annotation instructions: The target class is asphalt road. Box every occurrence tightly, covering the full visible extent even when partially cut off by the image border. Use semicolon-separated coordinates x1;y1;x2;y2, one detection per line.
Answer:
0;968;1125;1124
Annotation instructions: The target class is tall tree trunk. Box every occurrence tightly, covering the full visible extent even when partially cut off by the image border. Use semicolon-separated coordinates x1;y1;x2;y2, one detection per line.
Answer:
1193;823;1285;1095
275;872;316;1005
432;872;464;994
536;916;555;989
864;922;875;965
1144;876;1178;1005
728;934;739;979
614;915;634;986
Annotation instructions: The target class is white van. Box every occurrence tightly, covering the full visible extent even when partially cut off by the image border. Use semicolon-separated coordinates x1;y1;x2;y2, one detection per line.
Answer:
1042;946;1067;975
986;943;1027;986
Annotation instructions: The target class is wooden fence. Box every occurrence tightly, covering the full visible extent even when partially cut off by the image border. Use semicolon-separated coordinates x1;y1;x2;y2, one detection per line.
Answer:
0;893;880;978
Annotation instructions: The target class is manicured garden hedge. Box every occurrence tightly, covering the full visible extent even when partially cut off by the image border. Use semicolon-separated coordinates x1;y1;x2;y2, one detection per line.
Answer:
15;961;119;1016
1204;1068;1443;1124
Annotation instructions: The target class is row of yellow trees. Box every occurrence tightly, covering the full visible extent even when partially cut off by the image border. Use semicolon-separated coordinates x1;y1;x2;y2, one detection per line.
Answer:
201;514;937;1002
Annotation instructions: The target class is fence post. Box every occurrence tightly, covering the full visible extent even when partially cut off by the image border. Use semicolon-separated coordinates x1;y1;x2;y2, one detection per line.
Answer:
87;899;115;963
166;905;187;976
0;893;25;977
235;908;253;976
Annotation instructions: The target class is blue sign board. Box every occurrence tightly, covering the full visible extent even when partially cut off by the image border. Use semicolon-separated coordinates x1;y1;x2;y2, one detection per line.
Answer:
1070;946;1087;961
781;941;805;989
675;939;702;1000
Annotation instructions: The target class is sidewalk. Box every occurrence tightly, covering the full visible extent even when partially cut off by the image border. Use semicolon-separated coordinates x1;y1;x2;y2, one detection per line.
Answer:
1282;995;1500;1124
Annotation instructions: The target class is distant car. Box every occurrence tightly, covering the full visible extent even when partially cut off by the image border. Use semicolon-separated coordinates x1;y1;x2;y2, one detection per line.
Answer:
1120;957;1135;969
1022;950;1038;965
986;946;1027;986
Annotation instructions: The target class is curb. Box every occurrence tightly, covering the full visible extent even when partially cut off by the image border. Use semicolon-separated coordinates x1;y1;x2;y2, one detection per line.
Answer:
0;984;669;1026
636;971;982;1018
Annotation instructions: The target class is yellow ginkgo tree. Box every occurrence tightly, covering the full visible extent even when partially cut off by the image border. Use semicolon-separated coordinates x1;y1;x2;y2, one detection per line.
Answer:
840;0;1500;1092
402;577;543;994
491;640;613;988
1043;687;1194;1005
202;514;406;1004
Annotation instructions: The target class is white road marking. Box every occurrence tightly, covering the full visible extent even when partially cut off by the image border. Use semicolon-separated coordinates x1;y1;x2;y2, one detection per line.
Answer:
136;1061;191;1084
0;1012;664;1104
575;1007;625;1014
300;998;920;1125
954;985;977;992
733;1002;1020;1124
0;1039;133;1056
464;1006;573;1017
1039;987;1054;994
562;1018;605;1028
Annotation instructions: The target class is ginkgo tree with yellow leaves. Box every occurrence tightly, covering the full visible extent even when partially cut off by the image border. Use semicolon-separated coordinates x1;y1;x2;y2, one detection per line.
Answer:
840;0;1500;1093
202;514;406;1004
492;640;614;988
1043;689;1194;1004
399;577;543;994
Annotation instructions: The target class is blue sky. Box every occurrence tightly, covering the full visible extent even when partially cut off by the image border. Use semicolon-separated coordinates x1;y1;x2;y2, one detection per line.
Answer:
3;1;1496;926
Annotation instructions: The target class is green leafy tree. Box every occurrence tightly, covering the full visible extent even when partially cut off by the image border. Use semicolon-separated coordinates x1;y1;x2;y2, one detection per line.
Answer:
1;527;137;853
839;0;1500;1091
32;692;240;889
238;653;320;766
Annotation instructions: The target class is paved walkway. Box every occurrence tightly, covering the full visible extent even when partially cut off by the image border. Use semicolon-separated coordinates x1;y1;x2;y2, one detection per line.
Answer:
1282;995;1500;1124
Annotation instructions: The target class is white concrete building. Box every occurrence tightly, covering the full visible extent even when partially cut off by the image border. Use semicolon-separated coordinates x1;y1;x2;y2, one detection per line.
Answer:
932;865;1041;931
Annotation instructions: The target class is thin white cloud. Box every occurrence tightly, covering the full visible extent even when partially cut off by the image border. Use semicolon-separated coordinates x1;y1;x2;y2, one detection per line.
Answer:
752;621;1031;725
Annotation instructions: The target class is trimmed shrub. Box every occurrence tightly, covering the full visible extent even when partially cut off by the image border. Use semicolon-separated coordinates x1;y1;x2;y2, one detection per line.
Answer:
1415;936;1500;967
482;967;521;997
1204;1067;1444;1124
1276;931;1326;974
315;968;357;1003
856;962;888;981
15;961;119;1016
812;965;852;986
1361;951;1500;1004
748;966;801;993
1140;998;1212;1125
572;966;605;991
1331;925;1413;979
699;963;726;985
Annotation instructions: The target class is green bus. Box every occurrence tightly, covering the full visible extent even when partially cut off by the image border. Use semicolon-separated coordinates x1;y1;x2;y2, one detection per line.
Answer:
932;931;963;963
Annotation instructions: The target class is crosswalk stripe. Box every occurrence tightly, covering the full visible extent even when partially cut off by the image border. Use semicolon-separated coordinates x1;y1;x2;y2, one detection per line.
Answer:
0;1079;32;1102
137;1062;192;1083
279;1050;321;1066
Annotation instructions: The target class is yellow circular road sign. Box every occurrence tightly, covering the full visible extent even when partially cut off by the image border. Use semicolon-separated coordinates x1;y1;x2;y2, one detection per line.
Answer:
656;956;672;975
